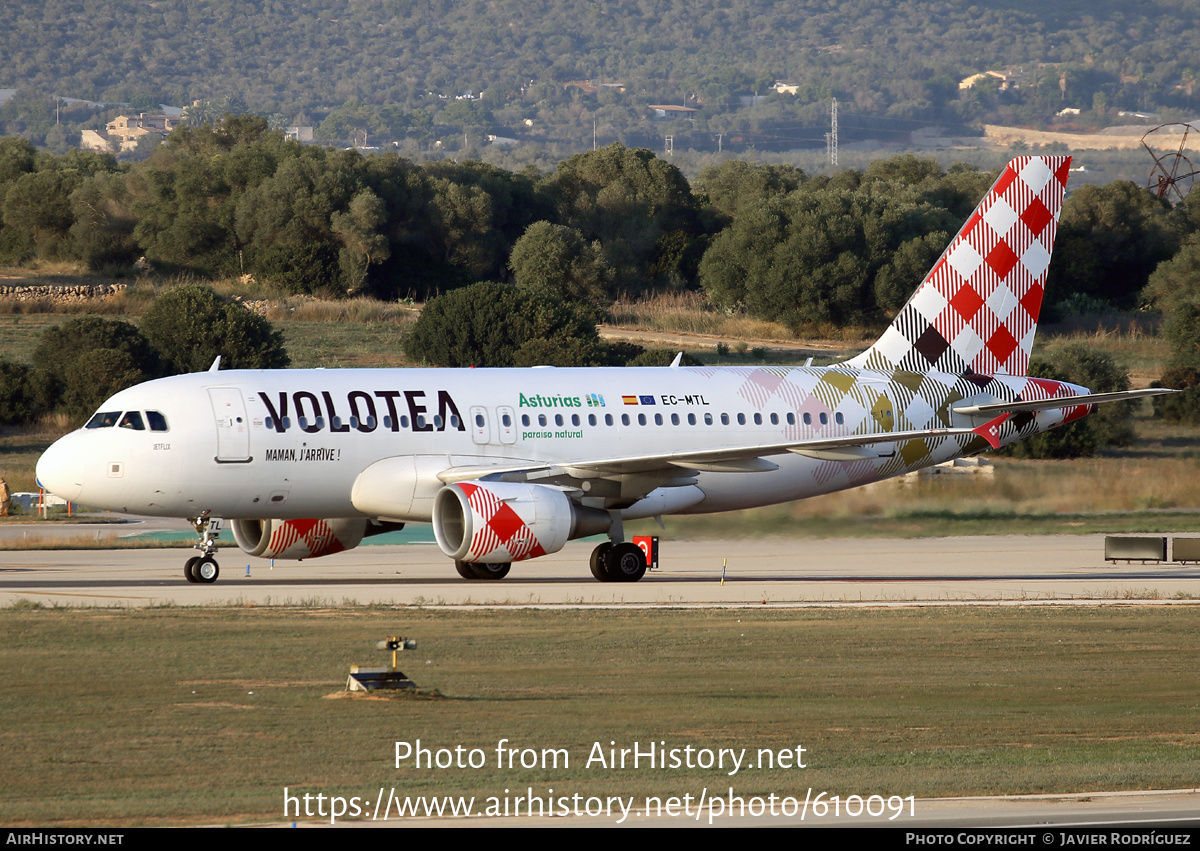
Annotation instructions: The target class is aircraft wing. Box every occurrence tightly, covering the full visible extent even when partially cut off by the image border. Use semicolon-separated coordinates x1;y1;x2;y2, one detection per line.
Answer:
952;388;1176;416
437;415;1010;483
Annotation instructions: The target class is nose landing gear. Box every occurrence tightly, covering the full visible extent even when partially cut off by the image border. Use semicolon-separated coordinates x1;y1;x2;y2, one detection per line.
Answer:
184;514;222;584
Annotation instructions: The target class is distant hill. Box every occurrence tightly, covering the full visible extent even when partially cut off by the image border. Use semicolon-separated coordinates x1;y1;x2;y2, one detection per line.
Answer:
3;0;1200;153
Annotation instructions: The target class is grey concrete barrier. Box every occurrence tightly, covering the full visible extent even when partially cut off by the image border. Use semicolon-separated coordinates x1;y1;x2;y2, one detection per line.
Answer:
1104;536;1167;563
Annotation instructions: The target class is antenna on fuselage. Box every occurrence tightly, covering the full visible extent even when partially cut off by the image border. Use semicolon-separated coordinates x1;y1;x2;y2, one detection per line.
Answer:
670;352;683;368
208;356;221;372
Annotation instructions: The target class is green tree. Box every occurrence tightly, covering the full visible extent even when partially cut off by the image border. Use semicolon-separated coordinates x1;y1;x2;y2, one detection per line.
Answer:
0;360;40;426
315;98;379;146
693;160;805;221
331;188;391;294
69;172;139;271
30;316;159;417
139;285;289;375
1144;234;1200;369
234;150;355;293
542;144;702;293
1152;366;1200;425
2;169;75;261
405;280;609;368
61;348;151;425
508;220;613;312
1045;182;1178;314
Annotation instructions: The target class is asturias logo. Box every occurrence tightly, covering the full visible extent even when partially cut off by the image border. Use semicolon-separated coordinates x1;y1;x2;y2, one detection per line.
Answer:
518;392;606;408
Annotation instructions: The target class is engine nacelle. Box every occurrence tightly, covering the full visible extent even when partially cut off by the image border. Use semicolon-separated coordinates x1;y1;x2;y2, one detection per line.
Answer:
230;518;370;560
433;481;608;563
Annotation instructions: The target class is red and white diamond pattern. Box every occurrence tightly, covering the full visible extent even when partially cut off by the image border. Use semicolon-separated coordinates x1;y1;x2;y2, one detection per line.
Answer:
458;482;547;562
850;156;1070;377
266;519;349;559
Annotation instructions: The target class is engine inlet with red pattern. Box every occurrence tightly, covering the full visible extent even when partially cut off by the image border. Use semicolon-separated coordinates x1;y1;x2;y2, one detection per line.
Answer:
433;482;577;563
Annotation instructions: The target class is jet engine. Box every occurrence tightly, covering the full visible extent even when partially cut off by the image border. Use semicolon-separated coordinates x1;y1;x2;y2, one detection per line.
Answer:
230;518;371;560
432;482;608;563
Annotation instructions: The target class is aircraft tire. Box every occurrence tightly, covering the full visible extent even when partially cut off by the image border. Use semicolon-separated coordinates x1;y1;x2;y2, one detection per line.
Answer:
454;560;477;579
184;556;201;583
605;543;647;582
196;557;220;584
589;543;614;582
470;562;511;580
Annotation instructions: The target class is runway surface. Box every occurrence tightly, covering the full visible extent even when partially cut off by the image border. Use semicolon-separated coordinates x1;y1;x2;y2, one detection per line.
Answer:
3;524;1200;607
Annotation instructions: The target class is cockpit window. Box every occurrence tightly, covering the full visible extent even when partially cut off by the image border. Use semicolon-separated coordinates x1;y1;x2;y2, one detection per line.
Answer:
85;411;121;429
119;411;145;430
146;411;169;432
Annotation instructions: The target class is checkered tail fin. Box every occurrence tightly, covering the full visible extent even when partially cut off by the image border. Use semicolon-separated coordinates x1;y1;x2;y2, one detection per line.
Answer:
847;156;1071;376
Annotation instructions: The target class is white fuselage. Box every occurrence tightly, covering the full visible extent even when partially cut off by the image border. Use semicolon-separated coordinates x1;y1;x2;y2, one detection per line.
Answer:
35;364;1086;523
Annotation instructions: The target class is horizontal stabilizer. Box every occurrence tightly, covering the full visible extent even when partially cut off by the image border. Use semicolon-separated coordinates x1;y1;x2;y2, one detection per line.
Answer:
952;388;1177;416
971;413;1012;450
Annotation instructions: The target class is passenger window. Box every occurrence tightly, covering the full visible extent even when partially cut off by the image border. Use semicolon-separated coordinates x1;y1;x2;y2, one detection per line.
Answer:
705;413;713;426
737;413;746;425
720;413;730;425
433;415;443;429
119;411;145;430
475;413;485;428
835;412;844;425
803;413;812;425
787;413;795;425
687;413;696;425
555;414;564;427
671;413;680;426
654;413;663;426
502;414;512;427
819;413;828;425
588;414;597;426
86;411;121;429
400;415;410;429
146;410;169;431
605;414;614;426
621;414;630;426
383;416;393;429
572;414;580;426
753;413;762;425
638;413;647;426
770;413;778;425
521;415;530;427
538;414;547;427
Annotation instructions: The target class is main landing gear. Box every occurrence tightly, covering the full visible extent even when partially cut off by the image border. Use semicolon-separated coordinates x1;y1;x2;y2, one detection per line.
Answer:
184;513;221;584
589;541;647;583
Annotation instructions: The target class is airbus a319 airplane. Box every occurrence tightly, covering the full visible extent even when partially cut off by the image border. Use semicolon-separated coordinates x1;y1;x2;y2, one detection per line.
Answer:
35;155;1170;583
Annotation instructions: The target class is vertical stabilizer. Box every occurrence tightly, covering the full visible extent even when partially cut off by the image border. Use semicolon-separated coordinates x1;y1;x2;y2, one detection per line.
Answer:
847;155;1071;376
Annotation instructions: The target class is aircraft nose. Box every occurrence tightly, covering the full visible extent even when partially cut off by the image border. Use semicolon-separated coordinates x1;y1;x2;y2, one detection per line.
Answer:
36;434;86;502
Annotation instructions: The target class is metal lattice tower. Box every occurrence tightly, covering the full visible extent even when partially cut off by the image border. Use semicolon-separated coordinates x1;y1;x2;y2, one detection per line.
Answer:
830;98;838;166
